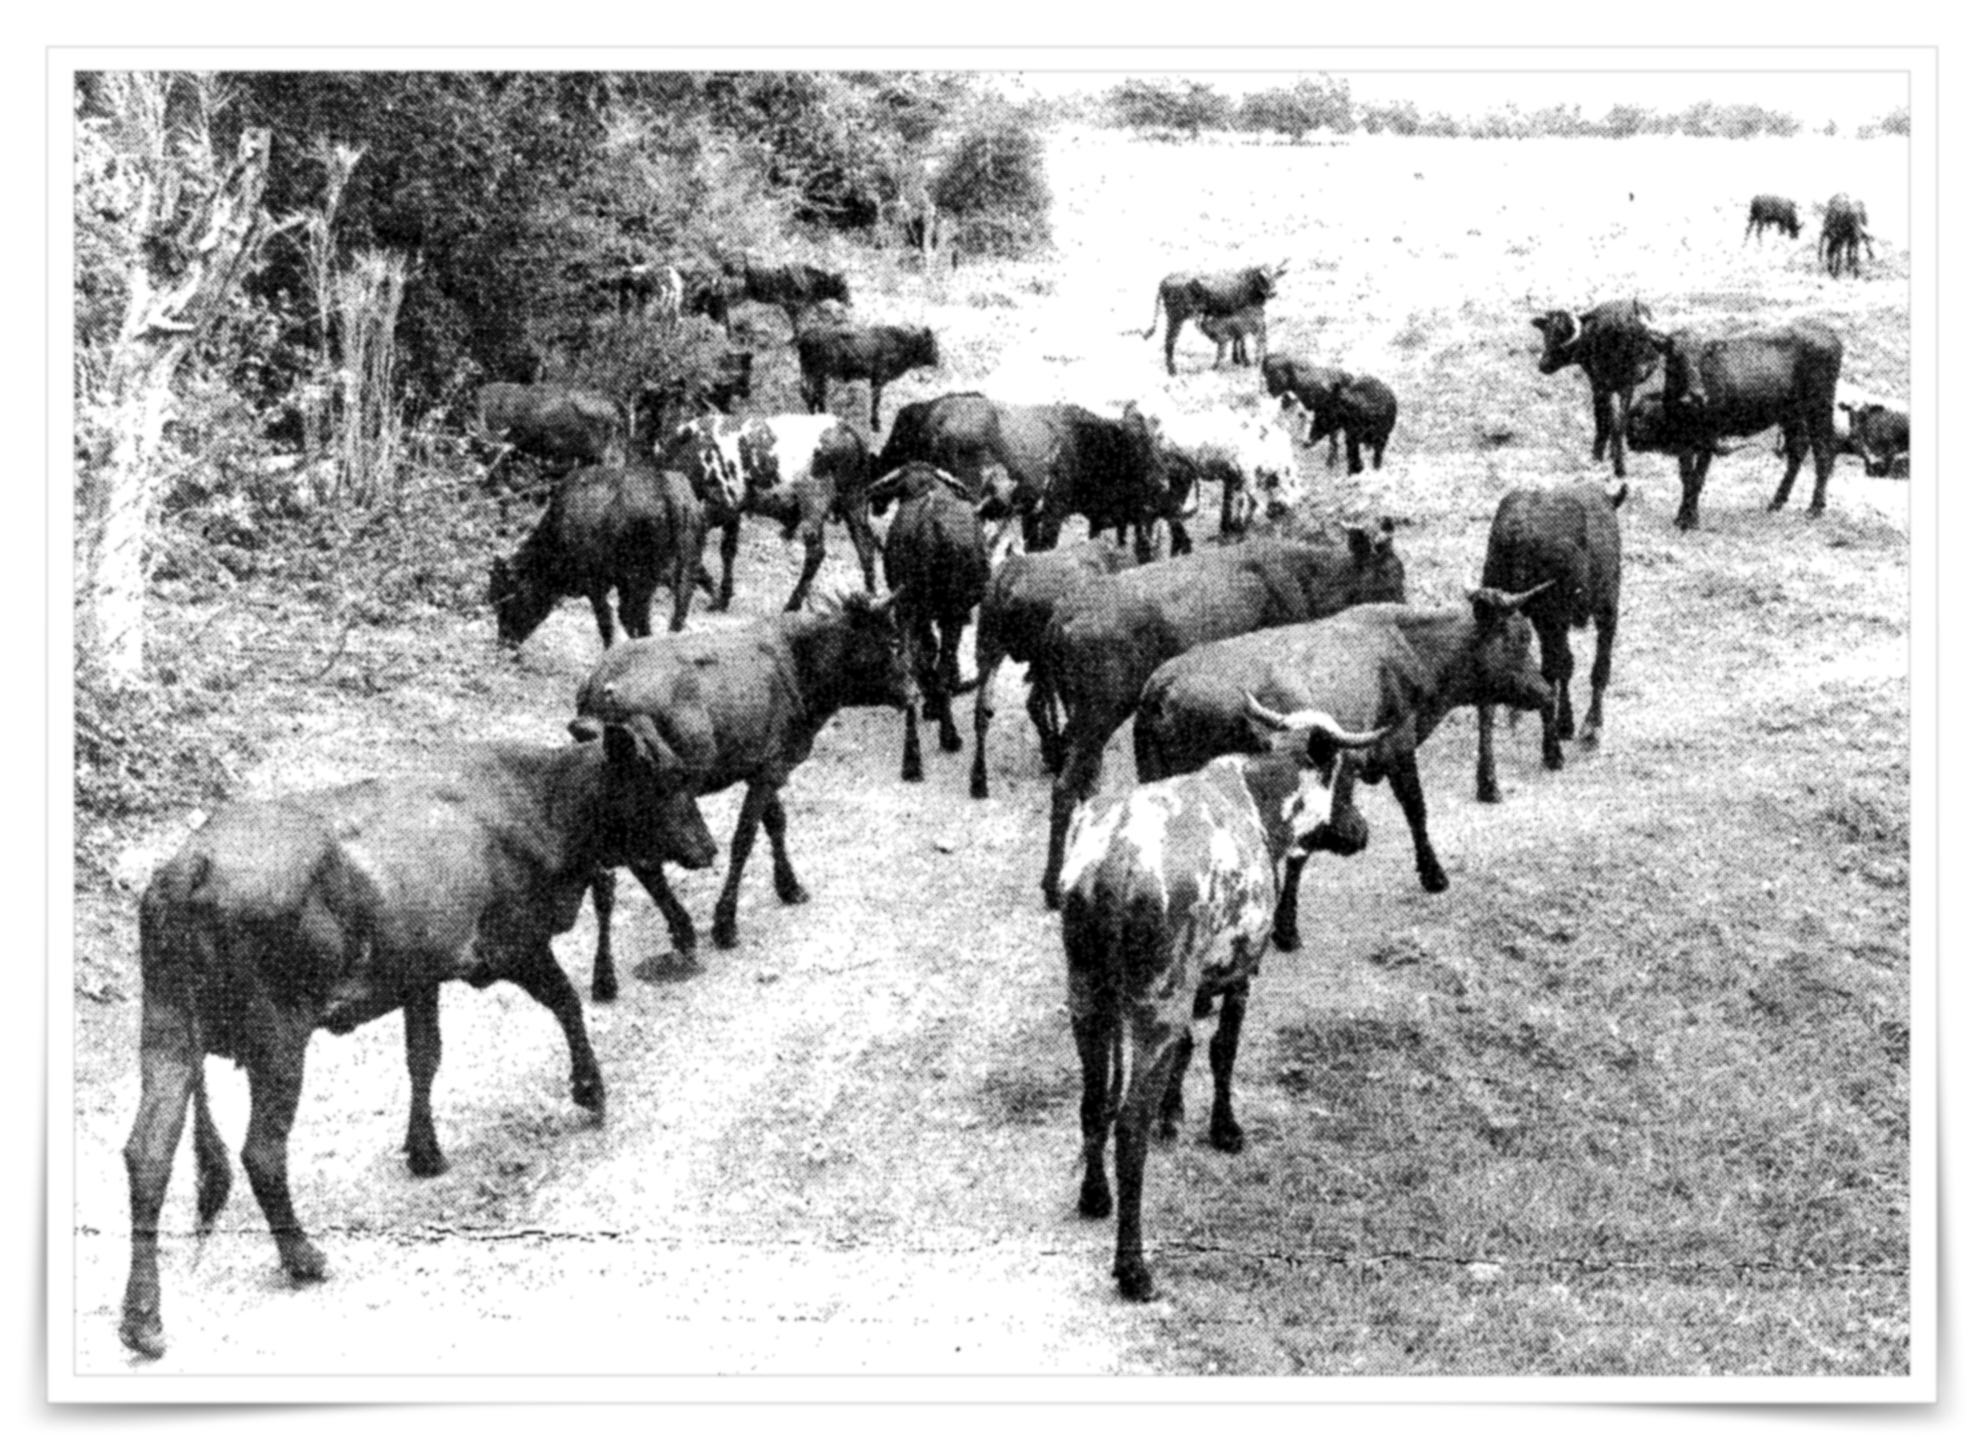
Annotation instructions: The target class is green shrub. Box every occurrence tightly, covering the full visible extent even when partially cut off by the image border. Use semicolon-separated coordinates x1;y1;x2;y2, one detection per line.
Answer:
932;112;1053;257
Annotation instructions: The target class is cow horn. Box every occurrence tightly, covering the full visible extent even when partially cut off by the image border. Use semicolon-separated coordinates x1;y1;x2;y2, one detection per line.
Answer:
1243;693;1390;749
1563;311;1582;348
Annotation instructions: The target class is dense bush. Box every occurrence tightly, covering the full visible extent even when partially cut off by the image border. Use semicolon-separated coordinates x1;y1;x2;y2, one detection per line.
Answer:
931;108;1053;256
1104;78;1234;139
1861;107;1909;138
1234;79;1356;142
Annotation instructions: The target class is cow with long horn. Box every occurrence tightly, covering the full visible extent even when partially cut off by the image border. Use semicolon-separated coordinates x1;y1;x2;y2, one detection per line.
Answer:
1061;693;1391;1302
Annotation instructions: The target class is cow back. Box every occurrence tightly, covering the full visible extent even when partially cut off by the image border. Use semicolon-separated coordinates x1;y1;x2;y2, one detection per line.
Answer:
1482;485;1622;631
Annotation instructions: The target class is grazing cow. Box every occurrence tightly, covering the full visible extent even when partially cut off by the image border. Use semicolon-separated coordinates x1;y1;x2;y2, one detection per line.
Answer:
796;322;941;430
1149;404;1301;540
1633;322;1843;526
1530;299;1659;479
969;537;1140;799
883;463;991;782
1281;374;1398;475
471;382;626;505
663;413;877;611
1037;528;1407;908
1262;353;1354;468
117;729;717;1360
1062;696;1389;1302
1841;401;1910;477
1141;263;1288;376
1475;483;1627;804
1133;590;1553;943
1819;194;1874;278
488;465;712;647
570;593;912;986
1193;303;1268;368
1745;194;1803;241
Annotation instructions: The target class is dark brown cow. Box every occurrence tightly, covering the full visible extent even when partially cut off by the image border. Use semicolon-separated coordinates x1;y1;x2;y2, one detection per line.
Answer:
1133;590;1553;943
1744;194;1802;241
570;593;912;987
1262;352;1354;468
488;465;712;647
1281;374;1398;475
1475;483;1627;803
1193;303;1267;368
796;322;940;430
1037;528;1407;908
471;382;626;510
1531;299;1660;479
1141;263;1287;375
118;730;716;1359
882;463;991;783
1062;698;1388;1302
1819;194;1874;279
1842;401;1909;477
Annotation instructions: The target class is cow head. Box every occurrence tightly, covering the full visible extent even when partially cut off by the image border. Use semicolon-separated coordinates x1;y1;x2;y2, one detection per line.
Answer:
567;713;717;871
816;590;913;712
1462;585;1554;715
1241;693;1392;856
1531;310;1582;375
909;327;941;370
488;554;559;648
1343;518;1407;604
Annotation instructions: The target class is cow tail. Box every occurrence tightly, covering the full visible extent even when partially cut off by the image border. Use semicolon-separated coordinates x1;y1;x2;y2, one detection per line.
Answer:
1139;287;1164;340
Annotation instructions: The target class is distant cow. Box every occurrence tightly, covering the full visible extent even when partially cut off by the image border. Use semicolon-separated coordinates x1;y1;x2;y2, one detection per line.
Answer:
1475;483;1627;804
488;465;712;647
1142;263;1287;376
1745;194;1803;241
1531;299;1659;479
1842;401;1909;477
1633;322;1843;526
471;382;626;506
664;413;877;611
1819;194;1874;278
969;536;1140;799
1281;374;1398;475
796;322;940;430
741;260;853;328
1193;303;1268;368
1037;528;1407;908
1133;590;1553;944
571;593;911;983
1062;697;1388;1303
118;729;716;1360
1262;353;1354;468
883;463;991;782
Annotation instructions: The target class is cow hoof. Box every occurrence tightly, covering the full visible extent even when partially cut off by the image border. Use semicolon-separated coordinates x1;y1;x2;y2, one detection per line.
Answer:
1477;783;1502;805
405;1140;448;1179
280;1237;328;1284
939;729;963;754
969;773;990;801
1807;502;1827;517
1042;883;1063;911
1765;498;1787;513
571;1074;606;1118
1156;1114;1181;1143
1271;924;1302;952
712;917;740;950
1114;1262;1157;1302
1543;750;1565;772
1077;1180;1113;1219
1579;728;1602;752
119;1314;166;1361
1209;1119;1246;1154
591;974;618;1005
1421;867;1450;895
901;762;924;783
776;878;810;906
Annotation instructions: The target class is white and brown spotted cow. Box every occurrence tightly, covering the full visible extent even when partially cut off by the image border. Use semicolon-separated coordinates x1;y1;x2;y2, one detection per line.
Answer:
664;413;876;612
1059;695;1389;1303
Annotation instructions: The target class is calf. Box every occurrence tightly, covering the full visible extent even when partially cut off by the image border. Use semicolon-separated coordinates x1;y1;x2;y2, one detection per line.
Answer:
1193;303;1267;368
1819;194;1874;279
570;593;912;987
1062;697;1387;1302
1637;322;1843;526
664;413;877;611
883;464;990;782
1745;194;1802;241
471;382;626;508
1475;483;1627;803
1262;353;1354;468
118;729;716;1360
1037;528;1407;908
796;322;941;430
1142;263;1287;376
1133;590;1552;946
969;536;1139;799
488;465;711;647
1531;299;1659;479
1842;401;1909;477
1282;374;1398;474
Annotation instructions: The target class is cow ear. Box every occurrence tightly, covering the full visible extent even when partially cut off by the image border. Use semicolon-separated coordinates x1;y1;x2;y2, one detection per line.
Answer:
1530;316;1548;331
568;716;602;743
598;720;636;762
1347;527;1371;562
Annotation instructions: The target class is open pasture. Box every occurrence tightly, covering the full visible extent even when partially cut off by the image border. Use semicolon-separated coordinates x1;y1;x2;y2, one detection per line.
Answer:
70;130;1911;1378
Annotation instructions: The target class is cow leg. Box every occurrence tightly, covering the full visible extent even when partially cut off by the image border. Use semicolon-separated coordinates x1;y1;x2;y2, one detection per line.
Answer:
119;989;203;1359
844;509;880;594
1072;1007;1117;1219
1273;855;1310;952
783;525;827;613
900;623;929;783
1538;623;1576;771
760;793;809;906
401;983;448;1177
1273;766;1364;948
1590;387;1612;463
1806;410;1837;515
714;517;740;611
1157;1030;1193;1141
1346;437;1365;476
1206;983;1250;1153
587;592;617;648
1113;1008;1185;1302
1675;452;1709;531
1043;730;1108;909
970;652;1003;800
1168;516;1193;556
1389;757;1449;893
589;870;618;1002
869;378;884;433
1582;610;1616;749
936;616;967;752
713;780;777;948
238;1007;328;1286
620;587;655;641
1770;430;1808;512
503;942;607;1118
1476;705;1502;804
1606;392;1628;478
627;861;699;975
1162;315;1185;376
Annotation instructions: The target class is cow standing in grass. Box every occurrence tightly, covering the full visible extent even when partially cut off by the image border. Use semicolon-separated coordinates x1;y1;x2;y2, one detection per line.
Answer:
1141;263;1287;376
883;463;991;783
1531;299;1659;480
1744;194;1802;242
471;382;627;514
1062;696;1388;1302
1193;303;1267;368
118;730;716;1360
1475;483;1627;803
1263;352;1354;468
1819;194;1874;279
796;322;940;431
1841;401;1909;478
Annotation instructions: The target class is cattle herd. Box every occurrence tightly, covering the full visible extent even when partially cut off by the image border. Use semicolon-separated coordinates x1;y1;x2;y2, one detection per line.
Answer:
117;185;1908;1357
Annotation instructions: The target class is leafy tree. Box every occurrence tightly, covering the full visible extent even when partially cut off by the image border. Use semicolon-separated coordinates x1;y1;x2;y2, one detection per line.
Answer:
1234;78;1353;142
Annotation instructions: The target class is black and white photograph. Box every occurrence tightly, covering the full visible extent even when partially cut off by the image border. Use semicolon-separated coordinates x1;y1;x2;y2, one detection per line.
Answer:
50;41;1936;1403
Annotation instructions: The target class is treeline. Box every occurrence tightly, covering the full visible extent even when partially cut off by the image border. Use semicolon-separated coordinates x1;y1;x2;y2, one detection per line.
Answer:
1102;77;1828;142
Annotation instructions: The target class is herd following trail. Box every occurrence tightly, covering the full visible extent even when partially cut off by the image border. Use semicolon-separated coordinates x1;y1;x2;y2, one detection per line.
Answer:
89;126;1912;1376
